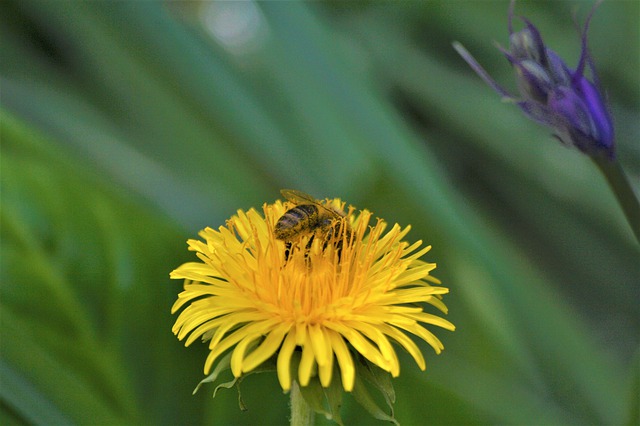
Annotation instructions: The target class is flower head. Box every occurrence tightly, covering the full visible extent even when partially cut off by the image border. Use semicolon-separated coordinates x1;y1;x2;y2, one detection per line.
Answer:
170;195;454;393
453;1;614;158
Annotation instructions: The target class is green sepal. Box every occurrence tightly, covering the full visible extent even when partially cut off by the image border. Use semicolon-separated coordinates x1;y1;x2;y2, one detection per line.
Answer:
351;358;399;425
297;373;344;426
192;352;233;395
292;351;398;425
323;368;345;426
357;357;396;409
192;351;278;412
289;351;344;425
297;377;325;413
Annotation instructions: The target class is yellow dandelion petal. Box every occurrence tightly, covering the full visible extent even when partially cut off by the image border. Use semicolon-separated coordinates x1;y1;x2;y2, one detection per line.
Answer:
169;193;454;393
399;240;429;260
382;287;449;305
308;323;330;367
369;223;406;255
394;264;439;287
342;320;400;375
170;263;217;281
204;327;248;374
242;323;291;372
230;333;263;377
328;330;355;391
205;318;280;374
295;322;307;346
405;311;457;331
377;322;427;370
318;328;335;387
202;312;268;348
325;322;389;371
425;295;450;313
277;331;298;391
343;320;397;363
387;318;445;355
184;317;228;347
298;338;316;387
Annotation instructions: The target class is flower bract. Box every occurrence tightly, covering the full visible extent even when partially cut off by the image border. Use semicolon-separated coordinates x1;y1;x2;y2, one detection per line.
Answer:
170;197;454;393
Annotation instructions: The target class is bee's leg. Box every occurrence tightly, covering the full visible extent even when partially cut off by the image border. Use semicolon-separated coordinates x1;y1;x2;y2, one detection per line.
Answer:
304;236;315;266
305;236;315;253
284;241;293;261
324;221;349;261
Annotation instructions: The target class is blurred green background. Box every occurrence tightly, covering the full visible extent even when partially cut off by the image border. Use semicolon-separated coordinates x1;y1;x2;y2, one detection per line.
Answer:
1;1;638;424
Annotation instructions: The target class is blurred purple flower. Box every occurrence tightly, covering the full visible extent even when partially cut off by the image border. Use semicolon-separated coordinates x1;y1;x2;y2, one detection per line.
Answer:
453;1;614;159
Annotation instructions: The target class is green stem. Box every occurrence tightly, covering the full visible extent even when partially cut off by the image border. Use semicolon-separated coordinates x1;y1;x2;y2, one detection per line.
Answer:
593;156;640;243
290;381;314;426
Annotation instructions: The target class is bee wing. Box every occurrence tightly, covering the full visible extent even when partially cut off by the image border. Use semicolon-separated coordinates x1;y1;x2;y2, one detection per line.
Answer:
280;189;318;205
280;189;344;218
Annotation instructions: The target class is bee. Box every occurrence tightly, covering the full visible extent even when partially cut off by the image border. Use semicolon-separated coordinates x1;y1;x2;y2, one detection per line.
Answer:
274;189;351;259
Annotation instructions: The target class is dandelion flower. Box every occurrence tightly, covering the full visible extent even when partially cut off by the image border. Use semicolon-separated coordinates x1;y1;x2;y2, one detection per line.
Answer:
170;194;454;393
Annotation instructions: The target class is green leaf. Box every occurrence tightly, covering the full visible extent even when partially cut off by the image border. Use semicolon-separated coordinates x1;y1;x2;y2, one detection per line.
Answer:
0;110;203;424
625;348;640;426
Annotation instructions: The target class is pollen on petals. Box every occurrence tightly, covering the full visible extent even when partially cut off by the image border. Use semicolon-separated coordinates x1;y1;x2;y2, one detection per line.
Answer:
170;195;454;392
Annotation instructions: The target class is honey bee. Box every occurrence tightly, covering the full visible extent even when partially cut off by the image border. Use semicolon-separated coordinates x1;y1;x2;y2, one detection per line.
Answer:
274;189;351;259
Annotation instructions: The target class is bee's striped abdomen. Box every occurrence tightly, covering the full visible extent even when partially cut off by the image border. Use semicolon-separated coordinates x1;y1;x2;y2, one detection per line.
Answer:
274;204;319;240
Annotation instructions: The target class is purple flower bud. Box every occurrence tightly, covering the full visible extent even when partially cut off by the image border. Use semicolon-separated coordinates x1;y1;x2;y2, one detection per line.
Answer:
514;60;554;102
453;1;615;159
